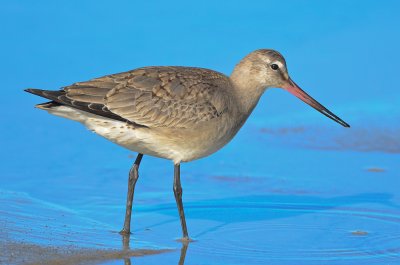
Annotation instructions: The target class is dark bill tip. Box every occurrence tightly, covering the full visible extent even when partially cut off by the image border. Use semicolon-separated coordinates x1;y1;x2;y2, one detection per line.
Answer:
283;79;350;128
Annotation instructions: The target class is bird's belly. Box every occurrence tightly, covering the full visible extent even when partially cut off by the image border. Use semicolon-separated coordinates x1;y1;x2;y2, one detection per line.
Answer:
45;106;236;163
83;119;187;162
44;106;163;157
148;118;239;163
88;122;226;163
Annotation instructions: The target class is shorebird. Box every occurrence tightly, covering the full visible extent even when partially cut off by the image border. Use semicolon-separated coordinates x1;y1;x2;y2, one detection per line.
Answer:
25;49;349;241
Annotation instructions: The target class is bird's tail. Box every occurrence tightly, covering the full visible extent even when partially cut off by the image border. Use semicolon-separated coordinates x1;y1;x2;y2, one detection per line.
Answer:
24;88;64;109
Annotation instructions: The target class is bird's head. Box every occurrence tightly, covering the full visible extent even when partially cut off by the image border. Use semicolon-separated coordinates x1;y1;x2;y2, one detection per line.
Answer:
232;49;350;128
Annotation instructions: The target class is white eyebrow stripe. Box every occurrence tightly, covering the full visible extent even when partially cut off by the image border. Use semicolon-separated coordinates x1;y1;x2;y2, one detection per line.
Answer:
272;61;285;68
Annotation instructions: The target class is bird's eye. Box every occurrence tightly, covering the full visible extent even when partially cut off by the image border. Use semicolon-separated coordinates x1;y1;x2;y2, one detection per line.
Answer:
270;64;279;70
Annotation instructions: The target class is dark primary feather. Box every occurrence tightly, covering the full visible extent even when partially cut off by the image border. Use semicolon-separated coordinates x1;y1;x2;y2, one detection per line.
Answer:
24;88;130;123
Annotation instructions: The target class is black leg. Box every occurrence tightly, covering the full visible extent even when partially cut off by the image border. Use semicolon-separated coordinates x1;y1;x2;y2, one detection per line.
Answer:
120;153;143;235
173;163;189;240
178;242;189;265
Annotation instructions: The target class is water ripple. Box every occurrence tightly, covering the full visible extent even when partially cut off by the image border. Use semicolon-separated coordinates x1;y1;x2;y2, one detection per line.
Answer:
153;196;400;262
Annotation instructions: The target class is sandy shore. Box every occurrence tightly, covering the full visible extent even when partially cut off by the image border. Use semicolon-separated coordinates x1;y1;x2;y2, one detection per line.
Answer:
0;241;167;265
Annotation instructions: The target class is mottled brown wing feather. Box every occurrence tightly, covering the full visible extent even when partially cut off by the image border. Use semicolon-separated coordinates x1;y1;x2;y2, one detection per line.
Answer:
63;76;117;104
64;66;229;128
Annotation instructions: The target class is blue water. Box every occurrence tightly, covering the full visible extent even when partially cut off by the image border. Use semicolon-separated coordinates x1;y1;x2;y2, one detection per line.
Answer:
1;1;399;264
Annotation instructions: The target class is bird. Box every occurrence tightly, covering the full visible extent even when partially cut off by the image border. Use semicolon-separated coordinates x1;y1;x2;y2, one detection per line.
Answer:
25;49;350;241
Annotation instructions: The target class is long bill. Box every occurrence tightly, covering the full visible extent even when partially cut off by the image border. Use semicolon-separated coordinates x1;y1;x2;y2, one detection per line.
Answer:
283;79;350;128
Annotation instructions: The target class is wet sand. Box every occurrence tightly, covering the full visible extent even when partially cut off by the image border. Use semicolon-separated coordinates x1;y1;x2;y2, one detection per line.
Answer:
0;242;166;265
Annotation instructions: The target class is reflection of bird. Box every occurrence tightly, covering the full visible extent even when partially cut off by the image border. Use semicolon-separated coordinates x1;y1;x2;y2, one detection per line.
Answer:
25;49;349;241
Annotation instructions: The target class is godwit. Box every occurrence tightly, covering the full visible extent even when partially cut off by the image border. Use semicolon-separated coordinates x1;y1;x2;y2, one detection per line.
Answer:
25;49;349;241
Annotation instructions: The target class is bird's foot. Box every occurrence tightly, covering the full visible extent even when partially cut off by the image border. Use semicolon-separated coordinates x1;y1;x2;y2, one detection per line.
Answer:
175;236;195;243
119;229;132;236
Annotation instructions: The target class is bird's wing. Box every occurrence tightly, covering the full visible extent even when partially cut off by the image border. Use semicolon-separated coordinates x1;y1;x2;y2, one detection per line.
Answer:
63;66;230;128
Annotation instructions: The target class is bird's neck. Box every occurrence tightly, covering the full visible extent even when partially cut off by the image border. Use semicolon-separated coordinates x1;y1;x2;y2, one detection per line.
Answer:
230;65;266;116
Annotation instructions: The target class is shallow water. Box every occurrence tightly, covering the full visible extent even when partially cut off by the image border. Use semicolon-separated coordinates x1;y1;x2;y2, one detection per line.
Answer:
1;126;399;264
